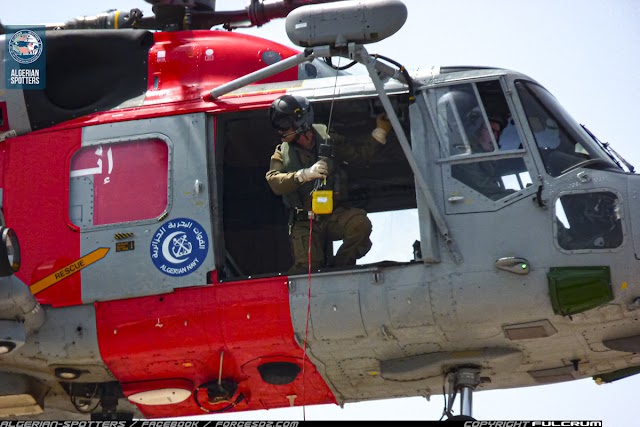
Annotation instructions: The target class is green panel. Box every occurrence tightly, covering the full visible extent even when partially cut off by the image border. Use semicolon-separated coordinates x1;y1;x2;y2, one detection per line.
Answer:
593;366;640;384
547;266;613;315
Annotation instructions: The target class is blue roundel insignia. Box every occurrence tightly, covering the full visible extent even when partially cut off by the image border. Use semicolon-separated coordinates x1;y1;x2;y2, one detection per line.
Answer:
150;218;209;277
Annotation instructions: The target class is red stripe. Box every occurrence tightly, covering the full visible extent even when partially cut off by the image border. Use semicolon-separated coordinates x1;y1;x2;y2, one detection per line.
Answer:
96;277;336;418
5;128;83;306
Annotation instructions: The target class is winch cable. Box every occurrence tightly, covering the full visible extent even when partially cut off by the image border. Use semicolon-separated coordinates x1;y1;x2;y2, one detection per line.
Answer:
301;215;315;420
313;53;342;197
325;53;342;134
323;56;358;71
301;54;343;419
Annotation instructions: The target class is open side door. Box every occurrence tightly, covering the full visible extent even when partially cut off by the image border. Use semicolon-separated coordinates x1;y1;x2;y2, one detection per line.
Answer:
211;95;419;281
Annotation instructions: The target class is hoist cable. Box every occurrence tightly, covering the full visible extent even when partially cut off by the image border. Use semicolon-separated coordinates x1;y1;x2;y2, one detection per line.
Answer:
301;215;315;421
325;54;342;133
301;53;343;419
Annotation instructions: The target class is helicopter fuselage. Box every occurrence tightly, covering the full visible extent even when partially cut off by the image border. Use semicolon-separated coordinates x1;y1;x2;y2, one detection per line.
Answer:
1;26;639;420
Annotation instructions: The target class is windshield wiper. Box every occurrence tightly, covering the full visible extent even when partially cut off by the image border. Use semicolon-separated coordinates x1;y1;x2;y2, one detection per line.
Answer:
561;158;617;175
581;124;634;173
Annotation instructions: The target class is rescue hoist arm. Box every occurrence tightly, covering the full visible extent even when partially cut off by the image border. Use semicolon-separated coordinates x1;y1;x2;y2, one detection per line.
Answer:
353;44;462;264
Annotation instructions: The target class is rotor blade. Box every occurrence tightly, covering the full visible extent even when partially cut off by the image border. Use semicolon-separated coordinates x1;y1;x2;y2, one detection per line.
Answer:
147;0;348;30
6;0;346;32
48;9;145;30
247;0;347;27
198;0;348;29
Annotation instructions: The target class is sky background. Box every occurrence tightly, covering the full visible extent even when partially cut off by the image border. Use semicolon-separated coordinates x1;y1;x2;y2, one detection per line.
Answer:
4;0;640;423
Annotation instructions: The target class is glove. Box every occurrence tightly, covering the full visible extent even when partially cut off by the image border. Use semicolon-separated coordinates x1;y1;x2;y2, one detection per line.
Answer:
372;113;392;144
295;159;328;183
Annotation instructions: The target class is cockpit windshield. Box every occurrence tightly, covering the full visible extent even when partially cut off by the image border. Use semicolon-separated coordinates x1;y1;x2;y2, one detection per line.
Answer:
516;81;618;177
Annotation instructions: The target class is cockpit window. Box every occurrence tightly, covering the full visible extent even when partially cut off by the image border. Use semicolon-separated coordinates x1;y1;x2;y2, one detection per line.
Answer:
555;191;623;251
425;80;531;201
516;81;616;177
429;81;523;157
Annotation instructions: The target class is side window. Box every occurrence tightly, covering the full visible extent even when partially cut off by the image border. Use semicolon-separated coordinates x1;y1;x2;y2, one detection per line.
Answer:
555;191;623;251
451;158;531;201
428;80;532;201
69;139;169;227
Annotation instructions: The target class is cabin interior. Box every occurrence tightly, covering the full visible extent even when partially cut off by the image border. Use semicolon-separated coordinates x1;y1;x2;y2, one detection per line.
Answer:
213;94;416;280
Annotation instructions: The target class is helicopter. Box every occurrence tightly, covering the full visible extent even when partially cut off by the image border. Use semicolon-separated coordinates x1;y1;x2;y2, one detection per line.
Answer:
1;0;640;423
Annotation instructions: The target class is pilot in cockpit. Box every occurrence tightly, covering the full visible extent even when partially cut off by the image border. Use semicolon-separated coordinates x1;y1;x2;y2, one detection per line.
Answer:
470;113;507;153
453;111;516;200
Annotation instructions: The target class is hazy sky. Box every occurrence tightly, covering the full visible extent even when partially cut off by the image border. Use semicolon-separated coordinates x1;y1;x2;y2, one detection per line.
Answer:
4;0;640;423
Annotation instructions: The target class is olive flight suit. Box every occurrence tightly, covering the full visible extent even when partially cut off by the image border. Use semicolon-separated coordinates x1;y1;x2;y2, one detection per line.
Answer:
266;124;382;273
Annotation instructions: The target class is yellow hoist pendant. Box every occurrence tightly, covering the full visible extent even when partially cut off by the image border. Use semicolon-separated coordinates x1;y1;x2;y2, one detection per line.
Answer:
312;190;333;215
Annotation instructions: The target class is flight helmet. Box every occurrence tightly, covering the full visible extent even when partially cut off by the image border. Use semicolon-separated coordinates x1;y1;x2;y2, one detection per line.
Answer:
269;95;314;134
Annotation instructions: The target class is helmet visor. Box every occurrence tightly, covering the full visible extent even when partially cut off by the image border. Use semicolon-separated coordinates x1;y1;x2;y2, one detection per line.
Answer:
272;116;295;131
